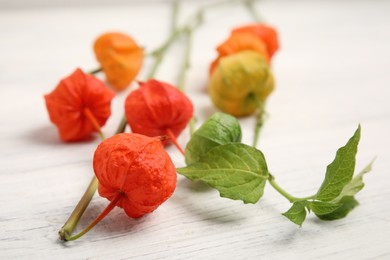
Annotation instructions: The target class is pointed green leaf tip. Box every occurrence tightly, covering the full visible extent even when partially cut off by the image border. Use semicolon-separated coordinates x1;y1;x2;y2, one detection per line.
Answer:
315;158;375;220
316;125;361;201
178;143;269;204
185;112;242;165
282;201;307;227
311;125;375;221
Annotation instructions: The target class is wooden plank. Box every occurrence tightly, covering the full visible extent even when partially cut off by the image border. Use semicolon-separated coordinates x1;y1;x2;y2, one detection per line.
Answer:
0;0;389;259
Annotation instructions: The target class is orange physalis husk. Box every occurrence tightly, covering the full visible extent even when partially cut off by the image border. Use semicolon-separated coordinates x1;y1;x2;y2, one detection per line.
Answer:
124;79;193;154
94;32;143;91
232;23;279;59
94;133;177;218
44;68;115;142
209;32;269;75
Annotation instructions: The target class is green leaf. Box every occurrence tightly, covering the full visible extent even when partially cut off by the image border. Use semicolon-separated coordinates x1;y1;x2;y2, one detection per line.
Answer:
313;159;374;221
316;125;361;201
316;196;359;220
282;201;307;227
308;201;341;215
185;112;242;165
177;143;268;204
332;158;375;202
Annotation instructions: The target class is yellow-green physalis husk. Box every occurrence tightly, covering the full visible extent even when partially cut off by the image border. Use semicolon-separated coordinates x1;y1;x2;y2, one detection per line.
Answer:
209;50;274;117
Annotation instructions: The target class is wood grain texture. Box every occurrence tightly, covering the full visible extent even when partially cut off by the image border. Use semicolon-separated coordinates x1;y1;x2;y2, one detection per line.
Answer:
1;0;390;259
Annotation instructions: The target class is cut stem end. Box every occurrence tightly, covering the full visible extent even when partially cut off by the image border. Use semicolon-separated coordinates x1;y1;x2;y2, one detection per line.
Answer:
58;177;99;241
61;193;122;241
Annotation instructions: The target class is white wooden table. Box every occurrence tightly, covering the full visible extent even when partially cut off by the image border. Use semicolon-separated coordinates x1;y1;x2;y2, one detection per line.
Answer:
1;0;390;259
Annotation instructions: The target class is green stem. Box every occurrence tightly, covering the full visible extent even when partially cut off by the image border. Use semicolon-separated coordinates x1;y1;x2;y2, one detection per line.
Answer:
89;67;103;75
176;30;197;137
245;0;268;147
59;106;109;240
149;0;242;81
175;0;246;136
252;102;267;147
177;31;197;136
63;193;122;241
177;30;192;92
147;29;181;80
268;174;315;203
147;1;182;79
171;0;180;33
59;177;99;240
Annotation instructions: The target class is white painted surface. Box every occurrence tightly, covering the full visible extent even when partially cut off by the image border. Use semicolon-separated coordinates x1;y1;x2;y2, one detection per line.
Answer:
1;0;390;259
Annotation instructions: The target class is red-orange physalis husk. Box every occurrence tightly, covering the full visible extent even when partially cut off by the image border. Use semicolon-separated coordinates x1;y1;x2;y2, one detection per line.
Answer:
44;68;115;142
94;32;143;91
93;133;177;218
209;31;269;75
232;23;279;59
124;79;193;147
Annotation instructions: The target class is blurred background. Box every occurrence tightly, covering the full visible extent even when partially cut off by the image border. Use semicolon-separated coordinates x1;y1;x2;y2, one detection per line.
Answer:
3;0;186;9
